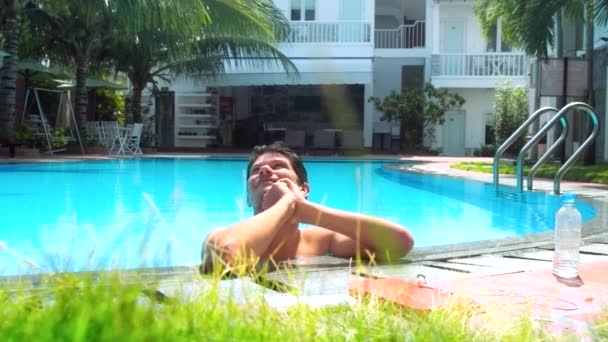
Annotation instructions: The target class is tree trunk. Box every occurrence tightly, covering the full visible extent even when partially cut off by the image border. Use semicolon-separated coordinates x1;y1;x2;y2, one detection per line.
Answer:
556;9;567;164
556;9;563;60
528;3;557;161
583;3;595;165
75;55;90;148
0;9;21;141
531;59;541;160
131;85;144;123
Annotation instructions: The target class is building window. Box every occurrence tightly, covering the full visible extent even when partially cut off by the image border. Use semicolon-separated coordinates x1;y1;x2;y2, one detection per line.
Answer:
401;65;424;92
486;21;511;52
291;0;315;21
485;113;496;145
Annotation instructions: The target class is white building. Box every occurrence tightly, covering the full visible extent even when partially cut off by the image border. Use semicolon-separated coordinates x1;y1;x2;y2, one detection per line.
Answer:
162;0;529;156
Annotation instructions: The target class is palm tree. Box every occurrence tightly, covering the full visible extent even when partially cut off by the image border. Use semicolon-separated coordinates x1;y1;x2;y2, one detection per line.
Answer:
0;0;36;141
25;0;213;145
474;0;606;163
103;0;296;123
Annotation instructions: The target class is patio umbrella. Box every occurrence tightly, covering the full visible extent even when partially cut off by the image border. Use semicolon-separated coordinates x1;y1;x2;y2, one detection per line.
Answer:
56;77;127;90
17;59;72;126
16;59;70;83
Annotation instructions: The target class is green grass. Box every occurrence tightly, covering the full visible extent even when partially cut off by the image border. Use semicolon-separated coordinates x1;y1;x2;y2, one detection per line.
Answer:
451;161;608;185
594;308;608;340
0;271;604;341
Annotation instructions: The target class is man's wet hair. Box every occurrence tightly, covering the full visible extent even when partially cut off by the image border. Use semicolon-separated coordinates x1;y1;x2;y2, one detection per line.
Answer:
246;141;308;184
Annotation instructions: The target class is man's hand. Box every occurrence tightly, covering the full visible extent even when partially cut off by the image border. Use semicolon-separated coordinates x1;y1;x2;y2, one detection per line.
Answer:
261;180;297;211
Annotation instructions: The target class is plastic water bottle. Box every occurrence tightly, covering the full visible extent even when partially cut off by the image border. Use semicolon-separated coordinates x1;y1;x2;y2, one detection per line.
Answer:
552;193;582;279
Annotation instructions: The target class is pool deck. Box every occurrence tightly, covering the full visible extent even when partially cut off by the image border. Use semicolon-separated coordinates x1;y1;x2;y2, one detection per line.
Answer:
2;153;608;332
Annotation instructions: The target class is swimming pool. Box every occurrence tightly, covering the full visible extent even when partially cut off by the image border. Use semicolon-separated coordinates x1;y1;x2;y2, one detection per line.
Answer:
0;158;596;276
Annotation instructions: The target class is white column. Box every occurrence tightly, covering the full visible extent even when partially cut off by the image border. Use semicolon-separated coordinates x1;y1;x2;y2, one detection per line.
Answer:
363;82;374;147
425;0;434;55
432;0;441;54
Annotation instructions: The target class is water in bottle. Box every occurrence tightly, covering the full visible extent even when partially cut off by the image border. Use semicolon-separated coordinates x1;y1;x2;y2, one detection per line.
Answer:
552;193;582;279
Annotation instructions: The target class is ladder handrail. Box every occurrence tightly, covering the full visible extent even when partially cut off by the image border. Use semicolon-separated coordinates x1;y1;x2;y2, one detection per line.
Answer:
493;106;559;188
552;102;600;194
516;116;567;190
527;117;568;190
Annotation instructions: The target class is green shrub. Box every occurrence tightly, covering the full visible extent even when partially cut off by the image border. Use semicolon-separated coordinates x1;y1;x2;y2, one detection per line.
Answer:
494;82;528;156
14;124;37;148
473;144;497;157
95;89;126;124
51;127;70;149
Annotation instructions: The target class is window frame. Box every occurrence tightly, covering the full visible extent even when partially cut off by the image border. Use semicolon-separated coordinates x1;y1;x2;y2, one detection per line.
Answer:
290;0;316;21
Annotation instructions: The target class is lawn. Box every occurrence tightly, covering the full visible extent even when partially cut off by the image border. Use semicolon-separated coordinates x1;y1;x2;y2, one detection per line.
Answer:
1;272;606;341
451;161;608;185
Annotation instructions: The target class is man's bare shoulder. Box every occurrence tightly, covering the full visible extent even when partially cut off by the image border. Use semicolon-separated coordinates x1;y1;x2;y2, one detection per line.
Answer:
301;225;334;239
297;226;335;257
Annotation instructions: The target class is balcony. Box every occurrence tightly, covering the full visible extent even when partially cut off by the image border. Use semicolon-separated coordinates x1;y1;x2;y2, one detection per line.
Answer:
431;53;529;88
374;21;426;49
286;21;371;44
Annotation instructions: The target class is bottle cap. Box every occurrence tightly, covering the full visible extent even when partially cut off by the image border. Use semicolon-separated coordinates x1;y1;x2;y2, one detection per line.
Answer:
561;192;576;204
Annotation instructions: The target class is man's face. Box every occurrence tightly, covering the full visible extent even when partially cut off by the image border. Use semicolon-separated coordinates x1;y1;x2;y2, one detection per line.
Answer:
247;153;306;211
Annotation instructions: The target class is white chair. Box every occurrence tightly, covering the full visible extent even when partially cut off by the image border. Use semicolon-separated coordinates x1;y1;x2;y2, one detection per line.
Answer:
100;121;118;149
86;121;103;145
124;123;144;155
104;121;129;155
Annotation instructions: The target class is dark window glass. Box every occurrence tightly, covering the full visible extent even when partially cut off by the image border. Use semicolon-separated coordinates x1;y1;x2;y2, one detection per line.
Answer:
291;0;301;20
291;10;301;21
305;0;315;21
487;24;497;52
305;9;315;21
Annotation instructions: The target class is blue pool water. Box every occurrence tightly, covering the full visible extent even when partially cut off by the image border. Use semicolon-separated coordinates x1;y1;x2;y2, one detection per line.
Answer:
0;158;596;276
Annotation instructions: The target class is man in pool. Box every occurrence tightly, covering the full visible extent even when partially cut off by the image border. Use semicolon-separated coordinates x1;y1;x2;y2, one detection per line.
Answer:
201;141;414;272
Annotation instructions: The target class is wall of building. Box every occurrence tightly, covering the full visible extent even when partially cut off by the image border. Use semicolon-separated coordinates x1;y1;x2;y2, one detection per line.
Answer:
441;88;495;154
372;57;426;123
273;0;374;22
437;3;487;53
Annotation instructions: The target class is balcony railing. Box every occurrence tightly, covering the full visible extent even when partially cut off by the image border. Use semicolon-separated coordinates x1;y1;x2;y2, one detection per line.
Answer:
287;21;371;44
374;21;426;49
432;53;527;77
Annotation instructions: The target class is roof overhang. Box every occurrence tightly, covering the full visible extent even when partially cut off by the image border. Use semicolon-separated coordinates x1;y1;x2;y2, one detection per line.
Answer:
205;58;373;86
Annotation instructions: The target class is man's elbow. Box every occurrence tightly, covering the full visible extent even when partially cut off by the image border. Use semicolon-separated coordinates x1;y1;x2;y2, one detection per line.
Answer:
201;234;255;274
401;236;414;257
399;231;415;256
200;233;233;273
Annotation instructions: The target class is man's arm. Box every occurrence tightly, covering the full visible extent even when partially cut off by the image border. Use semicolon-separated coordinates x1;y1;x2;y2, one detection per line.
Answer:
296;200;414;260
203;182;296;267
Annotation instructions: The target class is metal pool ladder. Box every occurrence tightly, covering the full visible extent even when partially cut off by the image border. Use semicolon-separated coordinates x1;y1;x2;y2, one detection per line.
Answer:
493;102;600;194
